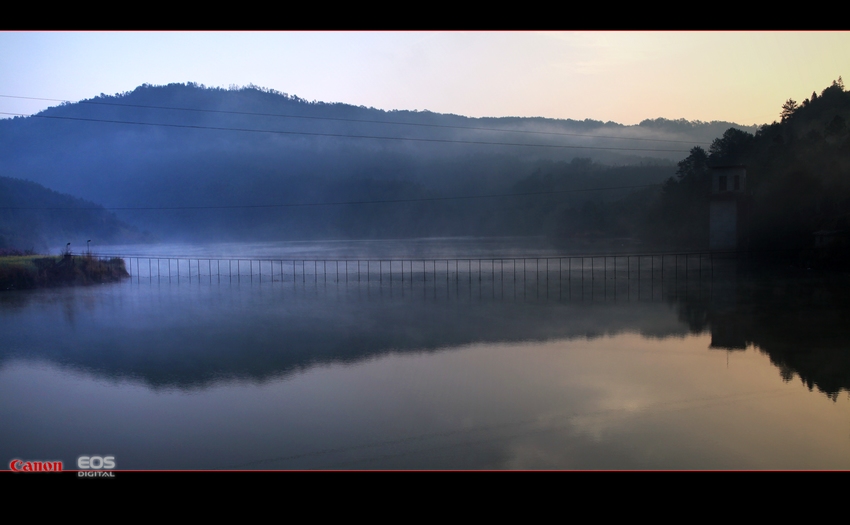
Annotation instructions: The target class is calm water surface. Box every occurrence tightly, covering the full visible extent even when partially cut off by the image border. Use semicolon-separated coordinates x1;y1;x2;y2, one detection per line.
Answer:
2;242;849;469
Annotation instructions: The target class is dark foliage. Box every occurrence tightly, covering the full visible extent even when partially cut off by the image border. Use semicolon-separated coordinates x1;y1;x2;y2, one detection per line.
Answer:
647;78;850;253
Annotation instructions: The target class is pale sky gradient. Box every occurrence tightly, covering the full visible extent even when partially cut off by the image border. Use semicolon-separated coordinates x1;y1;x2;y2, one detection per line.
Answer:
1;31;848;126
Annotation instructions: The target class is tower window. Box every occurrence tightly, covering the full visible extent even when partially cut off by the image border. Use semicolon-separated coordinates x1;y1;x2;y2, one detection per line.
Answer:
719;176;727;192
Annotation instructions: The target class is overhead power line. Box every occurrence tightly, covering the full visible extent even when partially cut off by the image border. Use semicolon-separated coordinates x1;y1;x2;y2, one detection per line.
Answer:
0;183;663;211
0;93;711;146
0;111;695;153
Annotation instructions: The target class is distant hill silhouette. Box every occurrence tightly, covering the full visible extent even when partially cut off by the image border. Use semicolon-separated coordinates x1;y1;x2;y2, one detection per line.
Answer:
0;83;754;243
0;176;141;252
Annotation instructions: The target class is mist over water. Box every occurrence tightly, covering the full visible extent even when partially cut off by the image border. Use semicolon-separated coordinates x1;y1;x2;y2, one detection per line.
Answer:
2;241;849;469
92;238;566;259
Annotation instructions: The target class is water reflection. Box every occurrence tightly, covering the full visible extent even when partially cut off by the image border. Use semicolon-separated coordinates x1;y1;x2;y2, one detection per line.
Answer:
1;257;849;469
3;260;848;397
0;274;696;390
676;264;850;400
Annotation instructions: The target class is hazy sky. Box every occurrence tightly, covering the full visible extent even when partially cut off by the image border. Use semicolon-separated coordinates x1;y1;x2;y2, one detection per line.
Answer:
1;32;848;125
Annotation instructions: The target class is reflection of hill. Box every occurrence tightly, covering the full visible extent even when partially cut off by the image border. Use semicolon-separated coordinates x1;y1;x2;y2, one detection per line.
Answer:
0;283;686;390
5;263;848;398
675;264;850;400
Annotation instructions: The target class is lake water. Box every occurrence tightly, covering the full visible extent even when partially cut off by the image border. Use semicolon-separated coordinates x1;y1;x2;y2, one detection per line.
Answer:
3;241;850;470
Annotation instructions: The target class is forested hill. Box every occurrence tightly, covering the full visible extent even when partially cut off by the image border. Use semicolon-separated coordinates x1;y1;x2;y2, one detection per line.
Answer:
0;83;754;242
651;78;850;252
0;176;140;252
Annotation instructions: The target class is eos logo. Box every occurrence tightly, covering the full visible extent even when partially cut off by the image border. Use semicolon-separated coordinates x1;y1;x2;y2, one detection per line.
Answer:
77;456;116;470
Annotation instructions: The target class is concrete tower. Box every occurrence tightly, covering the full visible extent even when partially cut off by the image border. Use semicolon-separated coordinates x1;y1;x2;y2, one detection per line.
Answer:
709;166;748;251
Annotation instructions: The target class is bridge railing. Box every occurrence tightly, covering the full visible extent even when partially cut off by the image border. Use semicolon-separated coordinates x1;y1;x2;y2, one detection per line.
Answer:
92;251;743;304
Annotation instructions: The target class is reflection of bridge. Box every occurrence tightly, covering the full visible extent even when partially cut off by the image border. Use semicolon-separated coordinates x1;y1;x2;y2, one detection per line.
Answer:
99;250;741;301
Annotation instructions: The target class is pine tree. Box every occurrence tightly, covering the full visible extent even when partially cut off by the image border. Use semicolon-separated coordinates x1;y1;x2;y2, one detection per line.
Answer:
780;99;798;122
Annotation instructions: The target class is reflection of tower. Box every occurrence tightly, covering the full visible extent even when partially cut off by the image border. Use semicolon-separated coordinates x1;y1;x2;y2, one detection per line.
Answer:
709;166;748;251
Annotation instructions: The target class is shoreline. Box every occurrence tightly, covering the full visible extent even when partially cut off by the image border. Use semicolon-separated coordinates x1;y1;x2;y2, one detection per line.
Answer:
0;254;129;291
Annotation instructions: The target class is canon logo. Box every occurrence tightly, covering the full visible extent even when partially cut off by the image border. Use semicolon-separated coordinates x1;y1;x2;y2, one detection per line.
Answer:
9;459;63;472
77;456;116;470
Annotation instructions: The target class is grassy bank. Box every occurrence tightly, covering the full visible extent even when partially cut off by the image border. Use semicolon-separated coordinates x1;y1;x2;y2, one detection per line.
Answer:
0;254;129;291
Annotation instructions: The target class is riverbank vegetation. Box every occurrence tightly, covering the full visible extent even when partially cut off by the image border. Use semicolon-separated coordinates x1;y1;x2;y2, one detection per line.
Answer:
0;252;129;291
